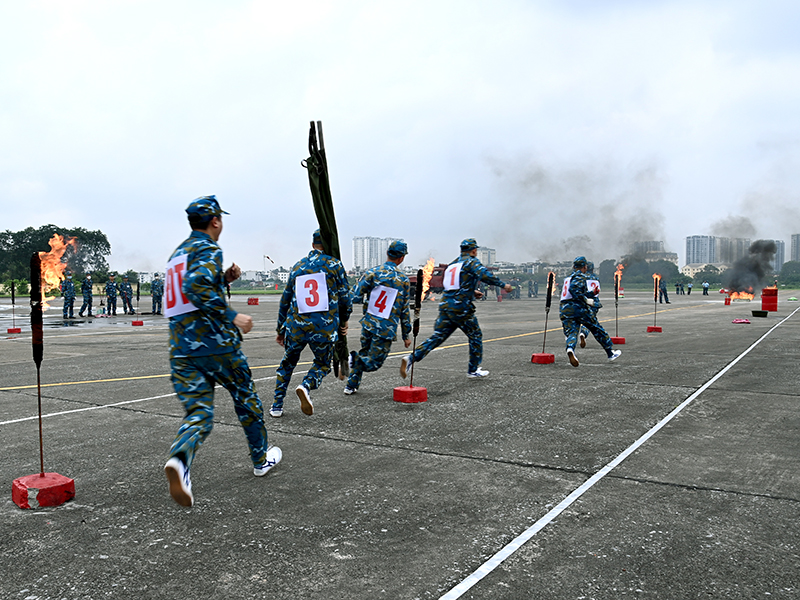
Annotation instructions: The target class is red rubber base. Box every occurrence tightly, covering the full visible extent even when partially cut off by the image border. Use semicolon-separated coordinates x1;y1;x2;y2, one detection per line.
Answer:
393;386;428;403
132;321;144;326
7;327;21;334
247;298;259;305
610;337;626;344
531;353;555;364
12;472;75;509
647;326;662;333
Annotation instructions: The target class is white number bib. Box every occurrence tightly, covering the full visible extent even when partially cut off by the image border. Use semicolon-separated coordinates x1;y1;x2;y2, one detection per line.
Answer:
587;278;600;295
164;254;199;318
367;285;398;319
296;272;329;314
443;262;463;291
560;276;573;301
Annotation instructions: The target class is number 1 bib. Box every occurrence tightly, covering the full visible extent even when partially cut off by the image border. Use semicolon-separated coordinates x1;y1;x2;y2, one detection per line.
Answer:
443;262;463;291
296;272;329;314
164;254;198;318
367;285;398;319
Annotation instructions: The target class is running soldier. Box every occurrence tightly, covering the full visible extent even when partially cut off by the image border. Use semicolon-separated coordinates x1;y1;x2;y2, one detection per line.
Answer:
105;273;118;316
61;270;75;319
163;195;279;508
578;261;601;349
78;273;93;317
345;240;412;395
271;230;351;418
560;256;621;367
400;238;511;379
120;275;135;314
151;273;164;314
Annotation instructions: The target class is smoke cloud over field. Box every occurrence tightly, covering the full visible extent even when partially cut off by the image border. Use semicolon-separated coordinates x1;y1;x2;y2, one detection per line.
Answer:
485;158;667;264
723;239;777;292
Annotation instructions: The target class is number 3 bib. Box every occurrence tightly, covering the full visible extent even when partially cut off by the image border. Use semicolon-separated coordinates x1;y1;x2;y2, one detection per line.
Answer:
367;284;398;319
296;272;329;314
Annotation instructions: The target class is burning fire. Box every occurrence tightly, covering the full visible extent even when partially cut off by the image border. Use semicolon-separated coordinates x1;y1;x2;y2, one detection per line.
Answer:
614;264;624;288
729;290;754;300
39;234;78;308
421;257;435;299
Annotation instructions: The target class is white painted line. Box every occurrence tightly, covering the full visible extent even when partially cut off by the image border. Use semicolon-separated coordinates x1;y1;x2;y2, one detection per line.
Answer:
440;306;800;600
0;373;293;427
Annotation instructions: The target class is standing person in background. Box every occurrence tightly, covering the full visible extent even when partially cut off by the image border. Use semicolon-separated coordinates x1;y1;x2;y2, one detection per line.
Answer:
164;195;279;508
401;238;511;379
687;281;693;295
151;273;164;315
120;275;135;315
659;278;671;304
702;280;710;295
78;273;93;317
345;240;411;395
61;270;75;319
105;272;118;316
271;230;352;418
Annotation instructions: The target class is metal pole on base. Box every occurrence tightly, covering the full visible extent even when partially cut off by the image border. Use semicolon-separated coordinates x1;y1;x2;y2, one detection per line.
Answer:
394;270;427;403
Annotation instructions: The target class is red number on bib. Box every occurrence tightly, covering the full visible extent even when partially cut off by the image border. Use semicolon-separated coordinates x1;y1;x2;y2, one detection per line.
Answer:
449;268;458;287
304;278;320;307
374;290;388;313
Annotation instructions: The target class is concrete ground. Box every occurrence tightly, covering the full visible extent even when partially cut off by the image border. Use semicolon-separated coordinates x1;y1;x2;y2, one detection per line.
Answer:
1;289;798;600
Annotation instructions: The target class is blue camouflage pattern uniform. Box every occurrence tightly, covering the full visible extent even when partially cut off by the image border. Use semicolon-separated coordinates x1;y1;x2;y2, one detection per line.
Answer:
167;196;268;473
61;275;75;318
78;276;93;317
579;262;602;342
347;244;412;391
151;275;164;314
120;278;135;314
560;258;614;356
272;238;352;411
409;239;507;373
105;277;118;315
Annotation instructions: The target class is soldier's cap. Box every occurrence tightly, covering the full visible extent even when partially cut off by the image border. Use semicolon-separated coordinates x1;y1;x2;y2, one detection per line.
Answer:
186;195;229;219
154;273;160;278
110;272;116;277
64;270;72;276
387;240;408;258
312;229;323;245
586;261;594;272
573;256;588;269
123;274;129;278
460;238;478;251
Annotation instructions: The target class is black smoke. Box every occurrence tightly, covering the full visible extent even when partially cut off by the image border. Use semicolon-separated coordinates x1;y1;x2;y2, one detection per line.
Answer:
722;239;777;292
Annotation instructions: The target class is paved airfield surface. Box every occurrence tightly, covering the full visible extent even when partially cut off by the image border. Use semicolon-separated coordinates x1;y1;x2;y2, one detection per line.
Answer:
1;290;799;599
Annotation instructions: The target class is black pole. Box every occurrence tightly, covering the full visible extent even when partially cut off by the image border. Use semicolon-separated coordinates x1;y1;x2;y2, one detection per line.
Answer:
409;269;423;387
30;253;45;476
614;273;619;337
653;276;659;327
11;280;16;328
541;272;555;353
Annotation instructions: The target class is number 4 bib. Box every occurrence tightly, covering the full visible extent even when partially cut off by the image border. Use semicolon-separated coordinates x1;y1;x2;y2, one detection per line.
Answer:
367;285;398;319
443;262;463;291
296;272;329;314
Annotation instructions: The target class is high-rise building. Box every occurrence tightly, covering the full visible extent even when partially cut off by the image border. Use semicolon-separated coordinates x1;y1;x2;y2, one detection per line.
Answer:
476;247;496;266
685;235;716;265
771;240;785;271
352;236;403;270
632;241;664;254
716;237;751;264
791;234;800;262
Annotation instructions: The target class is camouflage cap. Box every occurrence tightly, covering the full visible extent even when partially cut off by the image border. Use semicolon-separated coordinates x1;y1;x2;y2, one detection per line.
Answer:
387;240;408;258
460;238;478;251
312;229;323;245
573;256;588;269
186;195;229;219
586;261;594;272
109;272;116;277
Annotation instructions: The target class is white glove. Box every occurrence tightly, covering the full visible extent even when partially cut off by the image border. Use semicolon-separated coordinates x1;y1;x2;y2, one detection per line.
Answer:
584;297;595;307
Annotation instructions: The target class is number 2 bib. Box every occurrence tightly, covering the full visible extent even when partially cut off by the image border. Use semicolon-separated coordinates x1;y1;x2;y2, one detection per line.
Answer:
164;254;198;318
296;272;329;314
443;262;463;291
367;285;398;319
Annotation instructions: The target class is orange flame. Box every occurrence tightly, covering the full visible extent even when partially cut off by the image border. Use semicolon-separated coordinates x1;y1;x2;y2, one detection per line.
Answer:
652;273;661;283
421;258;435;299
614;263;624;287
730;291;754;300
39;234;79;308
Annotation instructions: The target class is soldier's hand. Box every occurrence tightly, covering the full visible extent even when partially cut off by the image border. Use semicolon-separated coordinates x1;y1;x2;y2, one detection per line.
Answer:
233;313;253;334
275;333;285;347
225;263;242;284
504;284;513;293
339;321;349;336
474;290;483;299
404;338;412;348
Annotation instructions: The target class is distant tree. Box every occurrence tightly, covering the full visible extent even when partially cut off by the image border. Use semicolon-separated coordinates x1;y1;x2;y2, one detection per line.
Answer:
0;225;110;280
693;265;723;286
618;256;680;284
779;261;800;286
598;259;618;285
122;269;139;284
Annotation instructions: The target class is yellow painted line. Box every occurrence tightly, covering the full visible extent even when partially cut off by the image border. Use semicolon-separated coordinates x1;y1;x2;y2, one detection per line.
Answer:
0;303;710;391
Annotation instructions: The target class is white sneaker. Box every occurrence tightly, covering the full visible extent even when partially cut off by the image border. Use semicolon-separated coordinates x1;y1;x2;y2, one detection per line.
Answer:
295;385;313;416
254;446;282;477
400;355;412;379
567;348;580;367
269;406;283;418
164;457;193;507
343;386;357;395
579;333;586;349
348;351;356;369
608;349;622;362
467;367;489;378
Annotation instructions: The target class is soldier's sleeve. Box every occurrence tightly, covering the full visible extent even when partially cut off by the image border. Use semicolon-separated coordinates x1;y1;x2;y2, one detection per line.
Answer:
351;273;369;304
276;273;295;333
182;246;238;325
336;263;352;323
473;260;506;288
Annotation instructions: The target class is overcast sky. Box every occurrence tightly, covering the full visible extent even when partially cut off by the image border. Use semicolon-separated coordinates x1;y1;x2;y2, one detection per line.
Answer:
2;0;800;272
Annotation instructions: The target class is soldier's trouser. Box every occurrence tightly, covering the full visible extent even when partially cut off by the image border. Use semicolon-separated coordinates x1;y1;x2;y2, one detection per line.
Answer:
121;294;134;313
273;337;334;407
347;331;393;389
107;296;117;314
79;296;92;315
561;304;613;355
169;350;267;470
412;312;483;373
153;295;162;313
63;298;74;318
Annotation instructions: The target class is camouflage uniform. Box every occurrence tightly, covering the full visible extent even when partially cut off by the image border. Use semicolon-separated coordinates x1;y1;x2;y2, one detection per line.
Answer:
272;239;352;412
151;275;164;314
347;247;411;392
78;276;93;317
407;239;507;374
61;275;75;318
560;258;614;357
579;263;601;343
167;197;268;476
120;277;135;314
105;276;118;315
